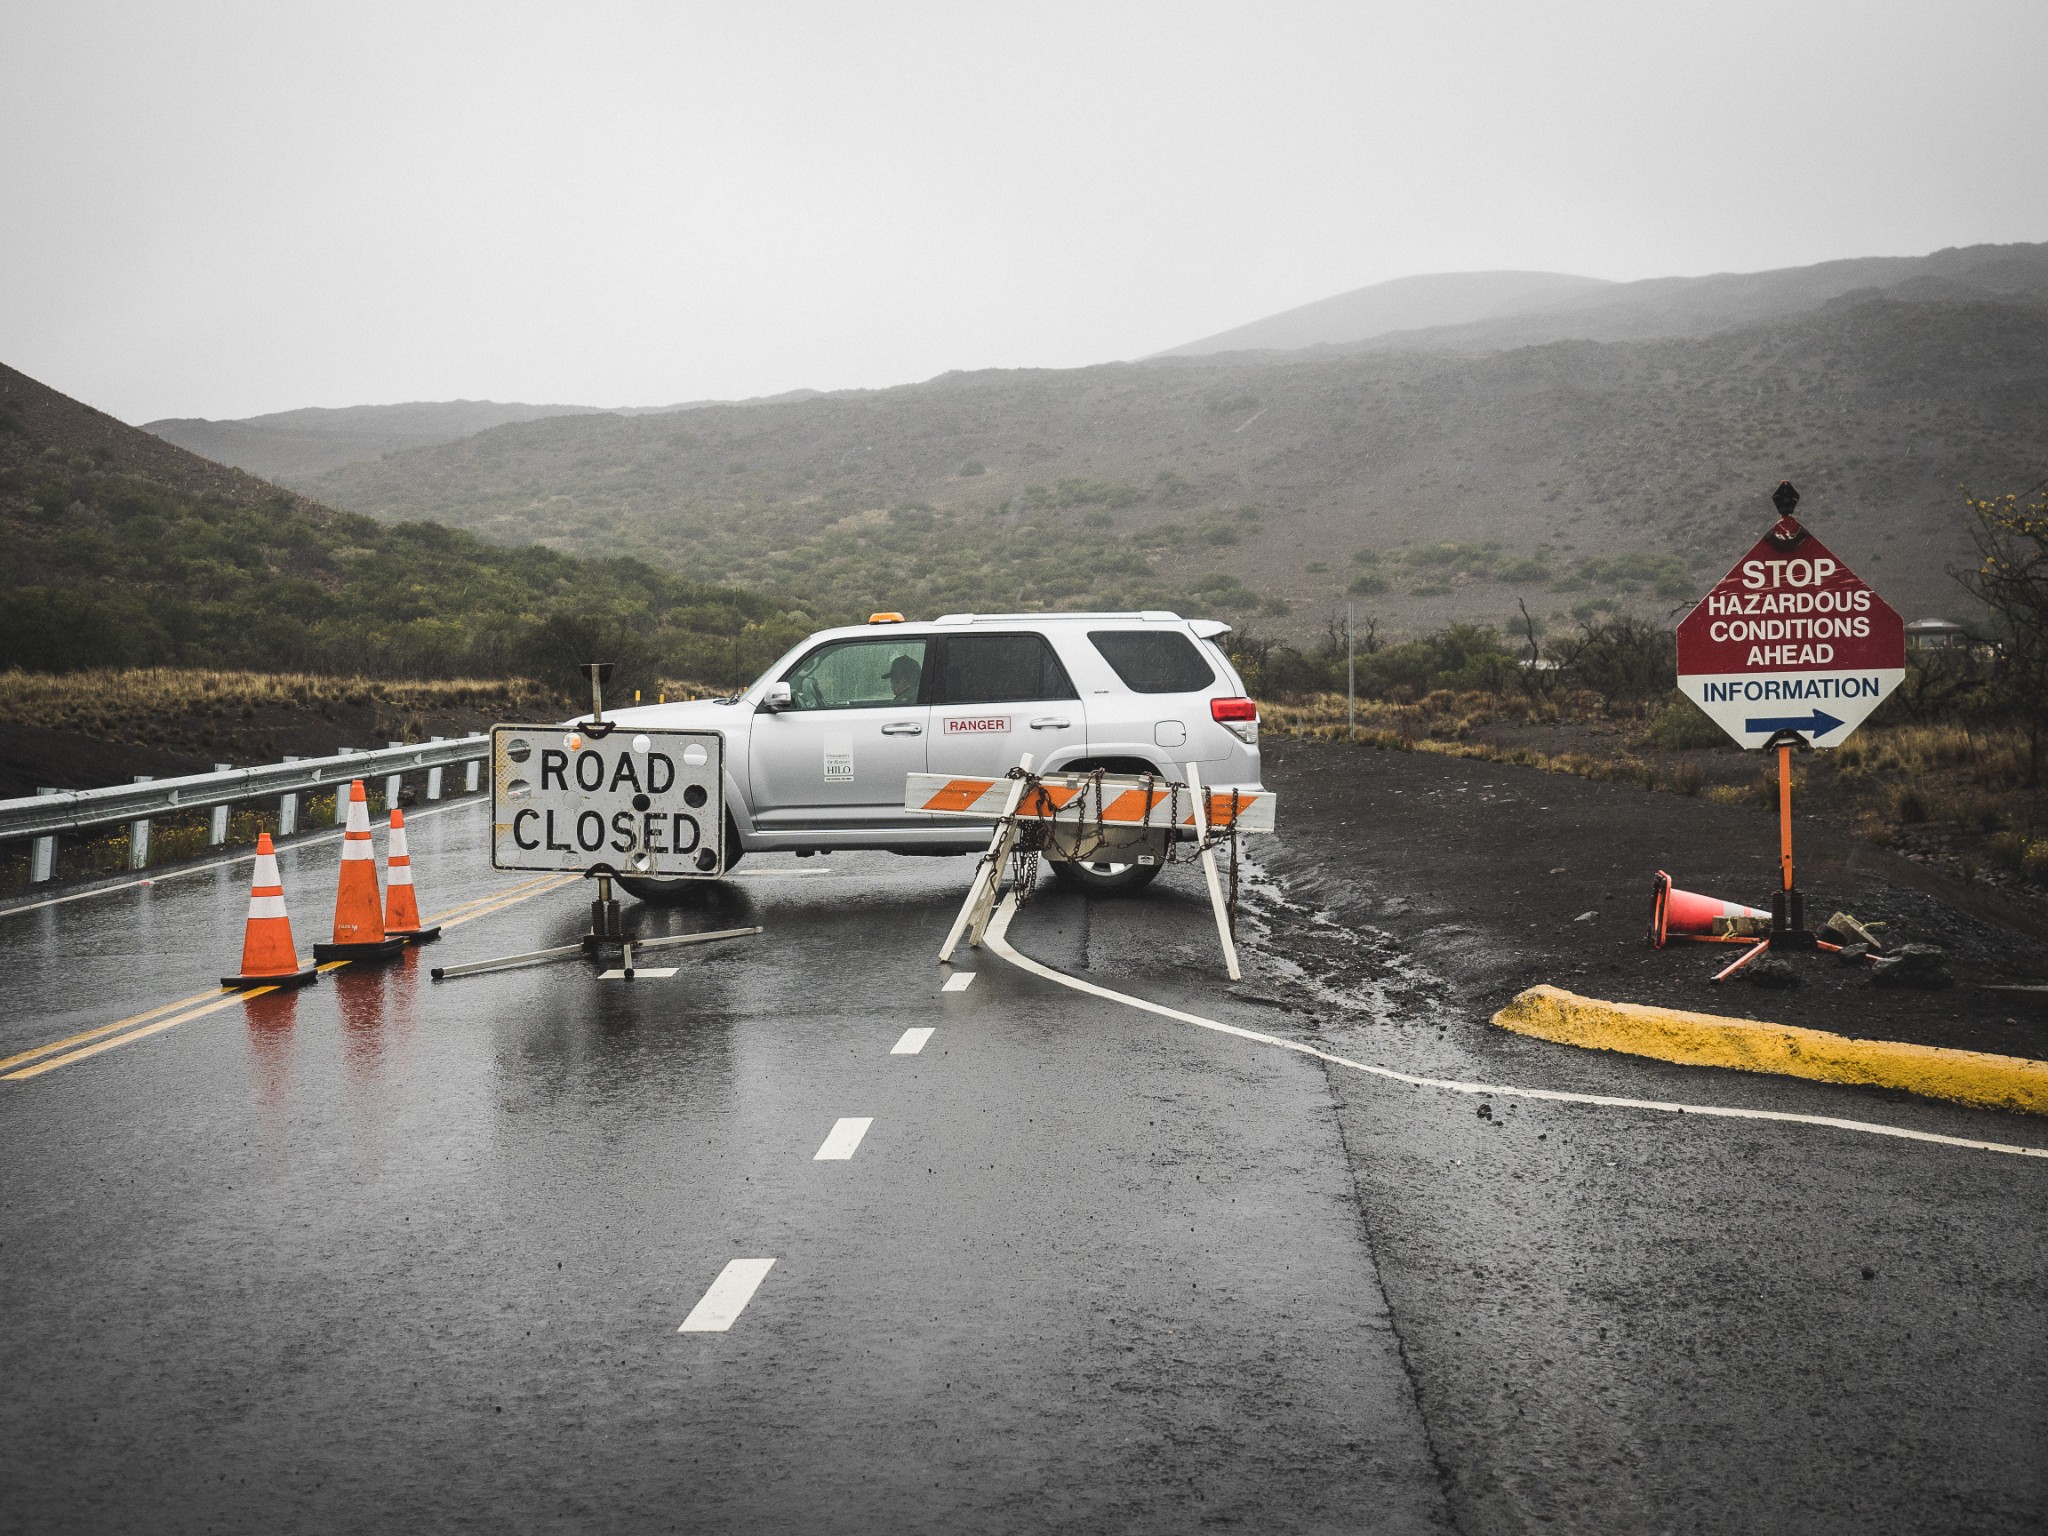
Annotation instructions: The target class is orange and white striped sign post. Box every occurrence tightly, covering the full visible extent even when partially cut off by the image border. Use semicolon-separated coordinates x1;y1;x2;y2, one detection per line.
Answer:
912;760;1277;980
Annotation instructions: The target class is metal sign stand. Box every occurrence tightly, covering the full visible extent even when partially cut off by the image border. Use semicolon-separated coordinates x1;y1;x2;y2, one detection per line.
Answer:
431;662;762;982
1670;481;1907;980
1765;733;1815;951
933;755;1259;980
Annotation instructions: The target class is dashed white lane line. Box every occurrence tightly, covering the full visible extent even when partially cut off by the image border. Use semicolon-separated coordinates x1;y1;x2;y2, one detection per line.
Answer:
942;971;976;992
981;895;2048;1162
891;1028;935;1056
814;1117;874;1160
678;1258;777;1332
599;967;680;980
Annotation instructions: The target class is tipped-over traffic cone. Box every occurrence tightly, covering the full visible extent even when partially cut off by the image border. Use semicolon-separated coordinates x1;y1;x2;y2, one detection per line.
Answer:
1648;870;1770;948
313;780;408;962
222;833;320;990
382;808;441;943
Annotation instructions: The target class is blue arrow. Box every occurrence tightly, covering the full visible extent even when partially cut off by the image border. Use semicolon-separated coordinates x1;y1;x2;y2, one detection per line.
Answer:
1744;709;1845;737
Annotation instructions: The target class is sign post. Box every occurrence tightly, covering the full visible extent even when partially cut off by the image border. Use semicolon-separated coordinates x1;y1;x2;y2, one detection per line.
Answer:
1675;483;1905;949
431;662;762;982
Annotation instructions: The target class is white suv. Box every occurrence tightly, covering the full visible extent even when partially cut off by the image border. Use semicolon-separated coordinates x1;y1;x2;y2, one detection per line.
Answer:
604;610;1263;895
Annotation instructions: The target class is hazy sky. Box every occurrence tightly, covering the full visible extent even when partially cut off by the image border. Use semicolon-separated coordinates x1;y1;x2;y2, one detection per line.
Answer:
4;1;2044;423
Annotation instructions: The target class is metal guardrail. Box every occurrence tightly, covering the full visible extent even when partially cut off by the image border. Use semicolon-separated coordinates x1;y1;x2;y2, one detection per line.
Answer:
0;736;490;843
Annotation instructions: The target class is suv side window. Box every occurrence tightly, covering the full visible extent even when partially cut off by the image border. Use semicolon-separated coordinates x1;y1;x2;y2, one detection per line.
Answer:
931;633;1078;704
781;638;928;710
1086;630;1215;694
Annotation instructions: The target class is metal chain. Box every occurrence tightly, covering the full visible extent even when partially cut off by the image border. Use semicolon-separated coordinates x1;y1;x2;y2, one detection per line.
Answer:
1226;790;1242;936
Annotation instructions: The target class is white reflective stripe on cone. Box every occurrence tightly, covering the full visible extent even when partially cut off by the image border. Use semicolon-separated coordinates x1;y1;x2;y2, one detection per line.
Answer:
341;837;374;860
252;853;281;885
246;895;289;919
387;866;413;886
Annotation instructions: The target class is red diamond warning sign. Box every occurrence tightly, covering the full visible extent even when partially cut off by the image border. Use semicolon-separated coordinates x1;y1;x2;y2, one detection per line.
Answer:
1675;504;1904;750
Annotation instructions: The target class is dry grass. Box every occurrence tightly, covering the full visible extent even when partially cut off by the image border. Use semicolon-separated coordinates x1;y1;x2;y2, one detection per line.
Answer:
1258;688;1608;743
1831;721;2033;787
1260;688;2048;891
0;668;560;738
651;679;736;703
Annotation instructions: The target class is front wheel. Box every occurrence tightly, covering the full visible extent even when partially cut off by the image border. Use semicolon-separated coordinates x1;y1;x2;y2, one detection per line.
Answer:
617;816;744;900
1048;858;1161;894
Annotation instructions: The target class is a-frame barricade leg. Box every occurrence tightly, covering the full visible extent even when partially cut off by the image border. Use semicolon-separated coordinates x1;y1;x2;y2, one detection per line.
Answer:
1185;761;1242;981
939;752;1035;964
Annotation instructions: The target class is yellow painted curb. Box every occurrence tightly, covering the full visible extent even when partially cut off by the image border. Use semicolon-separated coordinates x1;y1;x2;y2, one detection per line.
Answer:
1493;985;2048;1118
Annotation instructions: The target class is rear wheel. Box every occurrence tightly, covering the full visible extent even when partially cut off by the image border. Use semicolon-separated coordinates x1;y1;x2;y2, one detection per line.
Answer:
1048;858;1161;894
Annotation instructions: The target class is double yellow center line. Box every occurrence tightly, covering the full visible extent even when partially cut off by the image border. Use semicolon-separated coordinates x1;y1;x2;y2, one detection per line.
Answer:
2;873;580;1083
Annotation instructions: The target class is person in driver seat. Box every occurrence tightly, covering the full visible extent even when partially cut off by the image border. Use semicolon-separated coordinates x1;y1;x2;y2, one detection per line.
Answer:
889;654;922;704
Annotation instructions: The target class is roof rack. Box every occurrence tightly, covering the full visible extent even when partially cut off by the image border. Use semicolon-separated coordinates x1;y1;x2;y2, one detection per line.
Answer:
928;610;1183;625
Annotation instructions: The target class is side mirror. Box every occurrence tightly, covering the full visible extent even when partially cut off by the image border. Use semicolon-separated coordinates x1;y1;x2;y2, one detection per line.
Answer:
758;682;793;714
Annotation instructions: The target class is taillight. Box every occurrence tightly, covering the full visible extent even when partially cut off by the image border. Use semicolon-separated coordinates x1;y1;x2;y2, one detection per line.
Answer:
1210;697;1258;722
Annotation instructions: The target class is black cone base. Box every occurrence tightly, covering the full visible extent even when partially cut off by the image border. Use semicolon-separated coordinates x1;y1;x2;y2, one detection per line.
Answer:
222;966;320;991
389;925;443;945
313;936;409;962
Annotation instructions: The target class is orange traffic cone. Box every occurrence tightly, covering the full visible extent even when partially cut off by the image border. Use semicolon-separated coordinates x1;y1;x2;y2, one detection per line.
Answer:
382;808;441;943
222;833;320;990
1648;870;1770;948
313;780;408;962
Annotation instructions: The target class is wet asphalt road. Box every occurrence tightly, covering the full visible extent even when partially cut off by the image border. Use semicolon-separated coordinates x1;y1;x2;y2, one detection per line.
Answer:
2;772;2044;1534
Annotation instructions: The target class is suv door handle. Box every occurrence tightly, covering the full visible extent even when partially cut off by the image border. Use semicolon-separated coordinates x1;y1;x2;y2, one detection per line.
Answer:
1029;716;1072;729
881;721;923;735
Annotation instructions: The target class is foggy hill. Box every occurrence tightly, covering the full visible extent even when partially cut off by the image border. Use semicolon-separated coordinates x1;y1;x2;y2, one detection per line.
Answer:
1155;271;1613;357
0;364;795;684
1159;242;2048;359
1333;241;2048;355
146;390;827;484
143;399;616;483
302;294;2048;636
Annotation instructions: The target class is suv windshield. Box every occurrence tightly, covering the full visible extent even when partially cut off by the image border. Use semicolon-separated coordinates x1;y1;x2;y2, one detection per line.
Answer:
781;637;928;710
1087;630;1215;694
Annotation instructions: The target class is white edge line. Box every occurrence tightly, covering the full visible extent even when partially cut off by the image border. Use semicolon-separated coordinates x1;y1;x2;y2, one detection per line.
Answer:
891;1028;935;1055
981;895;2048;1163
678;1257;777;1332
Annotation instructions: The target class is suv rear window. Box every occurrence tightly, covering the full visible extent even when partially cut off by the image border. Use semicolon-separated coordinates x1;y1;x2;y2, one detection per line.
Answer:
1087;630;1216;694
932;633;1078;704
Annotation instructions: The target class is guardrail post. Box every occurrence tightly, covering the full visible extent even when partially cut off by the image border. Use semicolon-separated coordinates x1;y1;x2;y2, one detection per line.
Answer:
279;757;300;837
128;776;153;871
384;742;404;811
31;788;58;882
209;764;232;846
427;738;445;801
334;749;355;824
465;758;481;794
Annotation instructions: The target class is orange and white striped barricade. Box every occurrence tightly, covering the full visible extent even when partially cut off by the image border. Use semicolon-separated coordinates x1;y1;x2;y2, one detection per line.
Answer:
911;760;1276;980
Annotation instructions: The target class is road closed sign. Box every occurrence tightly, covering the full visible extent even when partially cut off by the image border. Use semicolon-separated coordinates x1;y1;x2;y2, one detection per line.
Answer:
1676;491;1904;750
491;724;726;876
